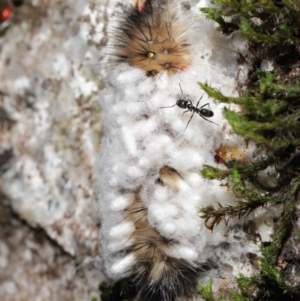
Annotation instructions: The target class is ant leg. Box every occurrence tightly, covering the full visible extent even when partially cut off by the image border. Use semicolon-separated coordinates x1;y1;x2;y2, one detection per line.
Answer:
182;109;189;115
196;95;204;107
200;103;209;109
187;99;194;106
200;115;219;126
184;111;195;131
160;104;177;109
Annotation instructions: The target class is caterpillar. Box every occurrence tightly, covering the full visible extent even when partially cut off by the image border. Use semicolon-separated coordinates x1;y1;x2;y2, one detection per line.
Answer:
82;0;193;77
111;0;192;76
94;0;259;301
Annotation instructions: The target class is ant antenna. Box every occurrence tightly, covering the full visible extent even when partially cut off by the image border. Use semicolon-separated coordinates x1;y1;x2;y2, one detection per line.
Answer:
179;83;184;95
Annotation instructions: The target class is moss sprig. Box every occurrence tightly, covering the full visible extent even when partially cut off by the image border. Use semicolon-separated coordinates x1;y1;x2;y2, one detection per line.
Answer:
200;168;283;229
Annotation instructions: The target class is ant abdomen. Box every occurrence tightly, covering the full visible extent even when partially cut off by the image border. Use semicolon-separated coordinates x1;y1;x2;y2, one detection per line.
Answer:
199;108;214;118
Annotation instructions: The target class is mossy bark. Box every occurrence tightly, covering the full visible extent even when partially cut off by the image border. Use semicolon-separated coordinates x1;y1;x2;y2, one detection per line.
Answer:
200;0;300;300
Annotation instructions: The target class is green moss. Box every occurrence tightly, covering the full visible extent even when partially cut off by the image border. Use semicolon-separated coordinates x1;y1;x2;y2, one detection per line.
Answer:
199;0;300;300
198;280;219;301
198;279;249;301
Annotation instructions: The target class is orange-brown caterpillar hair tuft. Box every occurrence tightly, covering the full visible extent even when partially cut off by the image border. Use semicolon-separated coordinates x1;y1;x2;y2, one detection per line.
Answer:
113;0;192;76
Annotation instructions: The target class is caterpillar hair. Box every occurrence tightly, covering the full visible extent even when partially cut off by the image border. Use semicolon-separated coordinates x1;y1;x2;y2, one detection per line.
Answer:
110;0;192;76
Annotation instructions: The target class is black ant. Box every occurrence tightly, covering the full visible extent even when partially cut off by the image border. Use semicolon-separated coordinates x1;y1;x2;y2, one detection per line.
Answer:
161;84;217;131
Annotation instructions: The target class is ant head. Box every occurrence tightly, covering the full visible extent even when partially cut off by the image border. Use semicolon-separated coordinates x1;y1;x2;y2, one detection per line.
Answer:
176;99;188;109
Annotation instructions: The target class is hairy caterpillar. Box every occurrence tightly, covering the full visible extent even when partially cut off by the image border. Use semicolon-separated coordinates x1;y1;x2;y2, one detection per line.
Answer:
94;0;258;301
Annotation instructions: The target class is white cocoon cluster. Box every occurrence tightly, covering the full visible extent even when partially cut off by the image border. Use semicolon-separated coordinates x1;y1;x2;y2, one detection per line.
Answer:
97;0;258;283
